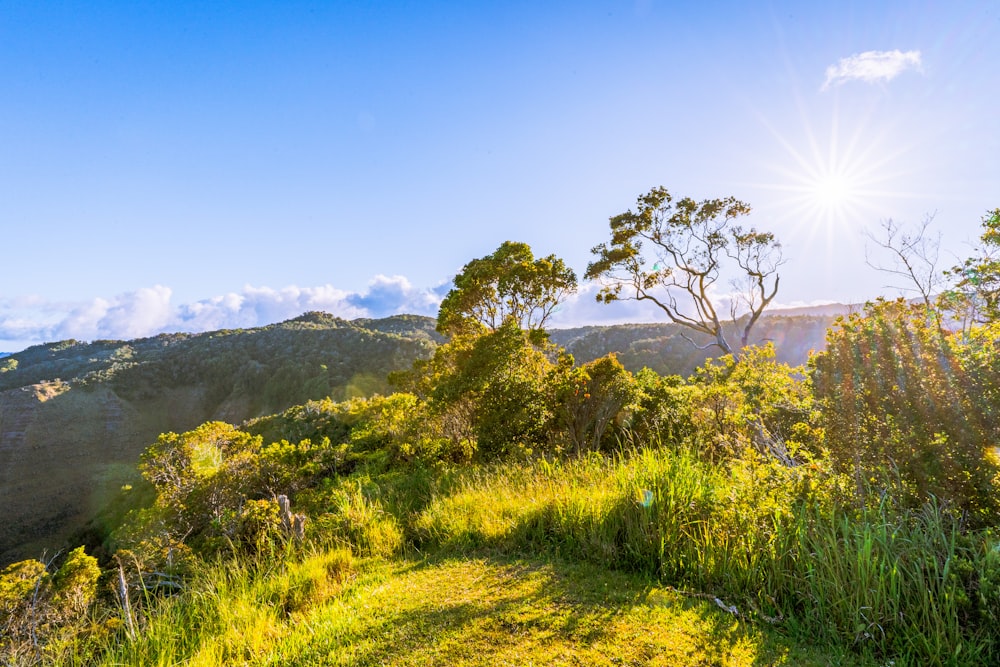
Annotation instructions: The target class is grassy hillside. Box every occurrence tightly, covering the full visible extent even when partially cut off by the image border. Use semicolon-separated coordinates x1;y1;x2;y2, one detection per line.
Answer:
6;298;1000;665
0;310;836;566
85;552;860;666
0;313;442;564
12;414;984;666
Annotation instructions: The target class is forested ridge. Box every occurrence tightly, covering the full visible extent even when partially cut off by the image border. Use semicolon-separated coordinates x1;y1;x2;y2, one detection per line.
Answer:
0;314;442;564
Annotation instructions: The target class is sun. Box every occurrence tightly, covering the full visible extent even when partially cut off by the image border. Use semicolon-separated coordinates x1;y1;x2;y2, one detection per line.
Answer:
812;173;852;210
749;103;914;250
804;166;866;224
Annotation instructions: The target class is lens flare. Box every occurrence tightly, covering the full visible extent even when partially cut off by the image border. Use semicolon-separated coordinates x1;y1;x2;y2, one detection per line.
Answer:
745;94;920;266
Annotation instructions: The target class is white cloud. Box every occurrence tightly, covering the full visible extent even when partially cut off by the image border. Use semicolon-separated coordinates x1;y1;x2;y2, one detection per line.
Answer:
346;274;444;315
178;284;369;331
822;50;922;91
0;278;448;350
0;277;853;352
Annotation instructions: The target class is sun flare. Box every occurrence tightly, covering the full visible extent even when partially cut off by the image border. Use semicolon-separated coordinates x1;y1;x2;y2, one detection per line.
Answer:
805;168;866;224
751;103;916;251
812;173;852;209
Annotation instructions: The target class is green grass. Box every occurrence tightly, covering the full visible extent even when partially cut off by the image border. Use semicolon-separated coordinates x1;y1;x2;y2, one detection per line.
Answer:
403;449;997;665
266;555;865;667
85;554;859;667
88;549;354;667
47;447;998;666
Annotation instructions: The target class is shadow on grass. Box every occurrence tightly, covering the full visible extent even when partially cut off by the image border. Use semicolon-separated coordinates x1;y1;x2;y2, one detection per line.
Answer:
276;552;859;667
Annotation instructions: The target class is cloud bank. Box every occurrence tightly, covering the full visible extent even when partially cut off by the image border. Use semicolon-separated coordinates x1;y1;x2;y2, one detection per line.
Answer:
822;49;922;90
0;277;840;352
0;276;447;350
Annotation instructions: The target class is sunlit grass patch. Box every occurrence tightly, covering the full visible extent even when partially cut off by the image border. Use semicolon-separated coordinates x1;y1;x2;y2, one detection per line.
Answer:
409;448;993;665
90;548;353;666
265;556;858;666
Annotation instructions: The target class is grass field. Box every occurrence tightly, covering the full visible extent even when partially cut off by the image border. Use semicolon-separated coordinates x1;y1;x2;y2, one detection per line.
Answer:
94;553;863;667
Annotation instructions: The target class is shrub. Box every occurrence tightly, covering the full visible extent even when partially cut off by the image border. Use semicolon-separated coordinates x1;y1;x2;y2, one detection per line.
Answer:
551;354;641;455
686;344;818;463
811;299;1000;524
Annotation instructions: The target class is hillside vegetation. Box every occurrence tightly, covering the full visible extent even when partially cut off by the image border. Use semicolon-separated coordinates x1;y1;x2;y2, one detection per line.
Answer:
0;313;442;564
0;310;834;566
4;205;1000;665
4;293;1000;665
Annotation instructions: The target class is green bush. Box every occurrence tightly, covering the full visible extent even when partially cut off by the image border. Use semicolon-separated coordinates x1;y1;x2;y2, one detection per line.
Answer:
811;299;1000;524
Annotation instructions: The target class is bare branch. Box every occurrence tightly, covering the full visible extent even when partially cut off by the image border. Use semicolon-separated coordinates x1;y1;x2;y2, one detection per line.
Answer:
865;215;944;308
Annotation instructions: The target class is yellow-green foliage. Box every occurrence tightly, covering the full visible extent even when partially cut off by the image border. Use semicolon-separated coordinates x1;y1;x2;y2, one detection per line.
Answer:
552;354;640;455
90;548;353;667
1;558;49;643
435;240;577;337
687;344;818;462
340;392;453;463
424;321;559;459
411;449;996;664
237;499;287;554
51;546;100;617
54;310;1000;666
811;298;1000;524
305;479;405;558
1;547;102;662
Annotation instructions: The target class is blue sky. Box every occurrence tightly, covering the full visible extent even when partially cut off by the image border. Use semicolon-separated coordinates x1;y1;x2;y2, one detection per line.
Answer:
1;1;998;351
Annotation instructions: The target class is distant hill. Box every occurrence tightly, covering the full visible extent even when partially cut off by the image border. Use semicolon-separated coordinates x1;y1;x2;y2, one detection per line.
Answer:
764;302;859;318
0;308;839;565
551;312;836;377
0;313;443;564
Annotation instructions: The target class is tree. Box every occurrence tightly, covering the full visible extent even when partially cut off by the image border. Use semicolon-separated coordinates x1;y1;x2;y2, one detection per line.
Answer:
437;241;577;339
138;422;262;542
864;215;944;309
945;208;1000;325
553;354;639;455
586;186;782;357
430;320;557;459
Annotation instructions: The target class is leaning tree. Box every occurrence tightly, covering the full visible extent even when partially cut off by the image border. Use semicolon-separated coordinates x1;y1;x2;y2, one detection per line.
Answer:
586;186;782;357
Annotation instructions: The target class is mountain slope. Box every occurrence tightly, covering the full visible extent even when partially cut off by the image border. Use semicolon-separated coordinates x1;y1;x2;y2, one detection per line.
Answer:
0;313;442;564
0;309;838;565
551;312;836;377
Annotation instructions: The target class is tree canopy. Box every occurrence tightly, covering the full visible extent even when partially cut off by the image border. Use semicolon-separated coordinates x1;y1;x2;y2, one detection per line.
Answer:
946;208;1000;324
586;186;782;357
437;241;577;338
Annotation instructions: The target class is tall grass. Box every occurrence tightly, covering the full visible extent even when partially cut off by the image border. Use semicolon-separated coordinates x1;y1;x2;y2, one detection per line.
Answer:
50;447;998;666
85;548;353;666
413;447;998;666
